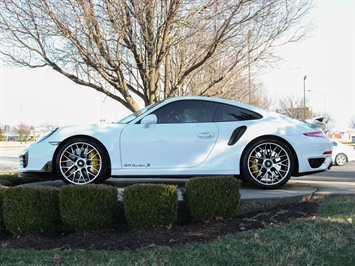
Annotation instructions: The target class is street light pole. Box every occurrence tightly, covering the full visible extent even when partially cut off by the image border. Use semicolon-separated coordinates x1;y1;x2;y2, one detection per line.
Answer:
303;76;307;120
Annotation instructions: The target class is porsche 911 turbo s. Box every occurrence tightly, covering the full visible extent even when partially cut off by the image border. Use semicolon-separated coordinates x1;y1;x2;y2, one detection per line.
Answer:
19;96;333;189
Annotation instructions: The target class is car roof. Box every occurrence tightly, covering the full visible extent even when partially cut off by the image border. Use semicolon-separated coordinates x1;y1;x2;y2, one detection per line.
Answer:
163;96;293;120
163;96;265;112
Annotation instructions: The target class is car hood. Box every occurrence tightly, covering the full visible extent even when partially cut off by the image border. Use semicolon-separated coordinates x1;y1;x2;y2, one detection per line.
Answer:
46;123;126;143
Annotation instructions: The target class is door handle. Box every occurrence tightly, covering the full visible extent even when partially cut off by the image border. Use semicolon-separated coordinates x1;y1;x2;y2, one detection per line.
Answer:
197;132;215;139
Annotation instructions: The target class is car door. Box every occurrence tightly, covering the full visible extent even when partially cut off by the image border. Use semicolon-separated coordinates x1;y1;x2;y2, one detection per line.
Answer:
120;100;219;169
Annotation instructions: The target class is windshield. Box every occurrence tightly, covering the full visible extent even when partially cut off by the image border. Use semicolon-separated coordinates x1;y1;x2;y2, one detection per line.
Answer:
117;102;161;124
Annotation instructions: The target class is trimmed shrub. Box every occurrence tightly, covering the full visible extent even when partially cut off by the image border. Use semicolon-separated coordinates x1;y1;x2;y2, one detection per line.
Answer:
123;184;178;228
0;188;6;232
0;179;12;187
0;172;19;187
60;184;119;231
0;172;53;187
2;186;61;235
183;176;241;222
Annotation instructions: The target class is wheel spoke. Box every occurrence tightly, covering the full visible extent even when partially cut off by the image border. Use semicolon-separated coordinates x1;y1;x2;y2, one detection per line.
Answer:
59;142;102;184
247;142;291;185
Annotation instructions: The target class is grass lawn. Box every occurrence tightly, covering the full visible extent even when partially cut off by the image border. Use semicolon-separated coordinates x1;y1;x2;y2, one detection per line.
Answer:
1;195;354;266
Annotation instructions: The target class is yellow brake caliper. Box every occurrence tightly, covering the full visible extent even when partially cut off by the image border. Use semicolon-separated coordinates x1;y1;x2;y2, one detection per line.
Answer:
89;151;99;174
250;158;259;177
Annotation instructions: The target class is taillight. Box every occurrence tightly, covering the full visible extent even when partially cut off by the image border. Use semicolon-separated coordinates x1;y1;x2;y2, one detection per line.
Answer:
303;131;326;138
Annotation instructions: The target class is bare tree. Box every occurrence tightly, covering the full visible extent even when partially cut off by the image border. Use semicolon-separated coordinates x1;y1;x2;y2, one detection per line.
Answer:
276;94;335;134
277;95;314;120
12;123;33;143
0;0;313;112
350;115;355;130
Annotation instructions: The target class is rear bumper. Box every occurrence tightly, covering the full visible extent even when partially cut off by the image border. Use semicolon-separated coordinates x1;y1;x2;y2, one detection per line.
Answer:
294;161;332;177
308;158;333;169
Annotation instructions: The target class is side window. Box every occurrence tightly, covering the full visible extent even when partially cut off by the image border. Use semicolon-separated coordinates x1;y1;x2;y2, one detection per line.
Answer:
213;103;262;122
152;100;217;124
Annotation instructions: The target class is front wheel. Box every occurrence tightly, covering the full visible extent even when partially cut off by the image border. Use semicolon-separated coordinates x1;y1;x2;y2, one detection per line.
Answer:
334;153;347;166
54;138;109;185
241;139;295;189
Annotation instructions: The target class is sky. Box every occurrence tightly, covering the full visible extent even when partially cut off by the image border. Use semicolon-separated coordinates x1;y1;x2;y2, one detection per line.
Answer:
260;0;354;131
0;0;354;131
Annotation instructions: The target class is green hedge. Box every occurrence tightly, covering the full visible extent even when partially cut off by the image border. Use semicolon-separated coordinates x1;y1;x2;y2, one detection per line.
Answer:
0;177;241;234
123;184;178;228
0;172;53;187
183;176;241;222
59;184;119;231
2;186;61;235
0;188;6;232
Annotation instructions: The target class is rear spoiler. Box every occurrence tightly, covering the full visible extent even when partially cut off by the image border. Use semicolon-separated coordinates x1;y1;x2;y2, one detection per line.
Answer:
304;116;327;130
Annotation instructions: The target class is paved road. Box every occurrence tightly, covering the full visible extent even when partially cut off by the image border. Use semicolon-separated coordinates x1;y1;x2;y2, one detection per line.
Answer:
294;161;355;182
0;147;22;172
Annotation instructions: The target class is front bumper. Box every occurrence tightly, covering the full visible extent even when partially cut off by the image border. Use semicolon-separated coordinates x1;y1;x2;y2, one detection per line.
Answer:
18;142;58;179
18;154;54;178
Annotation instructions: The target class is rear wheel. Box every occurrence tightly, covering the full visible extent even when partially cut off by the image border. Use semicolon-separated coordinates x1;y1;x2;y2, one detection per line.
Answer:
241;139;294;189
54;138;109;185
334;153;347;166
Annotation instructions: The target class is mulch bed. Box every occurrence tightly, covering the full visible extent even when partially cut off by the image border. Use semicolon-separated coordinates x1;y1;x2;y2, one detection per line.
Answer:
0;201;318;251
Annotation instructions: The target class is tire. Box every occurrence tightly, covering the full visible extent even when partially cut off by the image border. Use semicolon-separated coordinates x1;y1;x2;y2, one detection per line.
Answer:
334;153;347;166
54;137;110;185
241;138;294;189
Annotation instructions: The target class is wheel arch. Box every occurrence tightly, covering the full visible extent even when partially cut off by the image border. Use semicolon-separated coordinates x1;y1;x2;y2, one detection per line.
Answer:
240;135;299;176
52;135;112;175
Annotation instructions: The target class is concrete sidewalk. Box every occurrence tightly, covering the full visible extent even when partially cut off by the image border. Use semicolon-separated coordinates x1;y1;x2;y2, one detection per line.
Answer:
18;178;355;213
238;180;355;213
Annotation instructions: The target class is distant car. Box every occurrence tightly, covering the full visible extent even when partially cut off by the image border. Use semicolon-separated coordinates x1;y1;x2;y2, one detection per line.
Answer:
19;96;333;189
332;141;355;166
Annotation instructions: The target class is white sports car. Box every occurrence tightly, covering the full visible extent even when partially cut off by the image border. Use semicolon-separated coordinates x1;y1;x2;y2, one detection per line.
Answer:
332;141;355;166
19;96;333;189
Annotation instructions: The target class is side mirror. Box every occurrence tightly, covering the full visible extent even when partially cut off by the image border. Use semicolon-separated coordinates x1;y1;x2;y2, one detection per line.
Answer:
141;114;157;128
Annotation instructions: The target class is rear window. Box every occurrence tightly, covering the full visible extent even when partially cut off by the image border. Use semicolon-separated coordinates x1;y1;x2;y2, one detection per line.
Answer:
213;103;262;122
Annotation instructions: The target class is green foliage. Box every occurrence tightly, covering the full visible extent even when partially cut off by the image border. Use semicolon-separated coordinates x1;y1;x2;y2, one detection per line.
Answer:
0;179;12;187
1;196;354;265
2;186;60;235
183;176;241;222
0;172;54;187
59;184;119;231
0;172;20;187
0;188;6;232
123;184;178;228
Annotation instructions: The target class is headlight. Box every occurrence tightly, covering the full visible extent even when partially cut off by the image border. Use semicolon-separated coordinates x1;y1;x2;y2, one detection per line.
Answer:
36;128;59;143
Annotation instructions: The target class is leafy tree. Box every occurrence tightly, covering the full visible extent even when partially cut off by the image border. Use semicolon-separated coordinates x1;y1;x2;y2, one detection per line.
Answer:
0;0;313;111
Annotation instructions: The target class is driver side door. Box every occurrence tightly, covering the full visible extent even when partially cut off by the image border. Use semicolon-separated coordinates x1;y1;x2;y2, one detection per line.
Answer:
120;100;218;169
